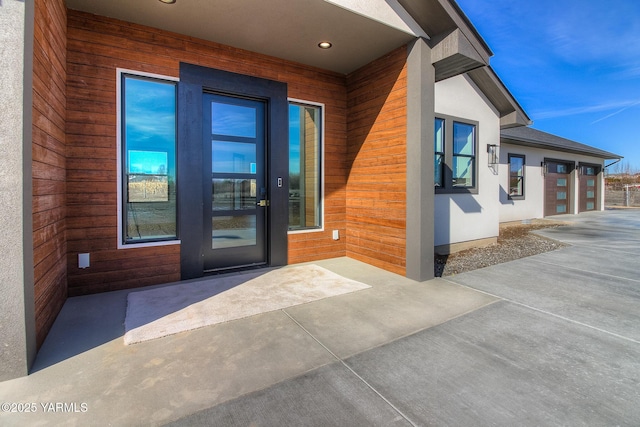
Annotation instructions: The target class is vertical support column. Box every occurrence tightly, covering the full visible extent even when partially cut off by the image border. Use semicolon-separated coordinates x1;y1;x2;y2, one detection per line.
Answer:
406;38;435;282
598;167;605;211
570;165;578;214
0;0;36;381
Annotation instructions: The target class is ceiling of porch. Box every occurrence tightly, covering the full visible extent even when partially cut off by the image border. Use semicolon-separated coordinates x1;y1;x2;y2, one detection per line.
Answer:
65;0;419;75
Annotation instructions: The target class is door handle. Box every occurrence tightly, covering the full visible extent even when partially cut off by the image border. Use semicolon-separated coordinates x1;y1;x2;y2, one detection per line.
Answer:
257;199;270;207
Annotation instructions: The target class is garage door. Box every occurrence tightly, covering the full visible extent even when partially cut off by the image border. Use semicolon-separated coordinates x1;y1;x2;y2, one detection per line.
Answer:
544;160;573;216
579;164;600;212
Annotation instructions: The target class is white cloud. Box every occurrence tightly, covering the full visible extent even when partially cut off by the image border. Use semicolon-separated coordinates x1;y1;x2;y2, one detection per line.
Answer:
533;100;640;120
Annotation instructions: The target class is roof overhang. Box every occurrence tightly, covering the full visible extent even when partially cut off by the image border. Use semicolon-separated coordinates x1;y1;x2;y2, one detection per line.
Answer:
65;0;420;75
398;0;492;80
66;0;492;79
501;128;623;160
467;67;532;128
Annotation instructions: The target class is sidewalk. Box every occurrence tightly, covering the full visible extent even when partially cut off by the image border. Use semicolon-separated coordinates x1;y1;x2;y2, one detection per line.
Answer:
0;258;496;426
2;209;640;426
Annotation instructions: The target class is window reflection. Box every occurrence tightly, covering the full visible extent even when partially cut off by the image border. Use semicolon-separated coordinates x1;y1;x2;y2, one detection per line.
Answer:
212;215;256;249
212;102;257;138
122;75;177;243
434;118;445;187
452;122;476;188
212;179;256;210
289;103;322;230
212;141;257;174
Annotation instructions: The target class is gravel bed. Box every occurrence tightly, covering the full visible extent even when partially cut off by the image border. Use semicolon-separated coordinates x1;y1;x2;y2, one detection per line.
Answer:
435;220;570;277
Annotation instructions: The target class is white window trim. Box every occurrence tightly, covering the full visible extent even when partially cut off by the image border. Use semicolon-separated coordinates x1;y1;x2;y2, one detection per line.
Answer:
116;68;181;249
287;98;325;234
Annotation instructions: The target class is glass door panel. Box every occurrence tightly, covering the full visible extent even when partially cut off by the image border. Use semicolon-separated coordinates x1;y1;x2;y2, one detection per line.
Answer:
212;215;256;249
203;94;267;271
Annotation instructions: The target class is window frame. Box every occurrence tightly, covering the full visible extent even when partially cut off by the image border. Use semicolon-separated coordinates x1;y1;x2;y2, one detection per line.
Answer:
287;98;325;234
116;68;180;249
434;114;479;194
508;153;526;200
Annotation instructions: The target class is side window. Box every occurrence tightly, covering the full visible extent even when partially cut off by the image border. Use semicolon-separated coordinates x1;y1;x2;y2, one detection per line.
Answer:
508;154;525;198
120;73;177;245
288;101;323;231
434;116;478;192
452;122;476;188
434;118;445;187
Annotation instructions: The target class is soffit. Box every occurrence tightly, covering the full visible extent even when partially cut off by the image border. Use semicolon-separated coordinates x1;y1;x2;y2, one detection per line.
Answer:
65;0;417;75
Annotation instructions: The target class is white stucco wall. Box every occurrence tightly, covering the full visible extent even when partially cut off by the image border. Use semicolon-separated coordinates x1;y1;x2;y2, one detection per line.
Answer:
434;74;501;247
499;143;606;223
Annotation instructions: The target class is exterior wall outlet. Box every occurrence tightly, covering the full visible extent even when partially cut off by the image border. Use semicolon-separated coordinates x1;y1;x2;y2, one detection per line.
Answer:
332;230;339;240
78;253;90;269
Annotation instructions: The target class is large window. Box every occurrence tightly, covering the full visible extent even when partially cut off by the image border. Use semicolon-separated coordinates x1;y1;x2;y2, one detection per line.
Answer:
288;101;323;231
508;154;525;198
119;72;178;245
434;116;478;192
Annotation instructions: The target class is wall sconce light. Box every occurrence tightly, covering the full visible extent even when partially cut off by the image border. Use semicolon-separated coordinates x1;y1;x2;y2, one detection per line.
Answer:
159;0;176;4
487;144;498;175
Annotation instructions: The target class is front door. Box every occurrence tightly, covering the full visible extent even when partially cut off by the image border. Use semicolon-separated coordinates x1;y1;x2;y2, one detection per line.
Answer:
202;93;268;271
178;63;289;280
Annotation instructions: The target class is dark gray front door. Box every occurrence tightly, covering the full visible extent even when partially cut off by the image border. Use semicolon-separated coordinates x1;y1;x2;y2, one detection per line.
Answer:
178;63;289;280
202;93;267;271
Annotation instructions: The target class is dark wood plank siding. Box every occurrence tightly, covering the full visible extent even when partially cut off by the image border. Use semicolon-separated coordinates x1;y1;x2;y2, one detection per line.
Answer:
544;161;572;217
33;0;68;348
345;47;408;276
66;11;348;294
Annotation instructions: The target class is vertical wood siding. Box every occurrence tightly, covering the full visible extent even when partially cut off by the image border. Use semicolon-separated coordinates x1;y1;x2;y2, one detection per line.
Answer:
66;11;347;294
33;0;67;347
346;47;408;276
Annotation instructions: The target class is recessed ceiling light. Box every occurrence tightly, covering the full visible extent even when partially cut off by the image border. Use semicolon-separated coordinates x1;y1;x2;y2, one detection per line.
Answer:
318;41;332;49
159;0;176;4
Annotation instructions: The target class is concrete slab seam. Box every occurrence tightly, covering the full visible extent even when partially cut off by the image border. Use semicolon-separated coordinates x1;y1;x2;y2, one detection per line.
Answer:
529;258;640;284
556;241;640;255
442;278;640;345
281;309;419;427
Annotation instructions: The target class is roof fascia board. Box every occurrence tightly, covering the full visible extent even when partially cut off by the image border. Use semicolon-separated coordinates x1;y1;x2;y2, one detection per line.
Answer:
501;138;622;160
431;29;488;80
466;67;531;126
500;111;531;128
398;0;492;63
446;0;493;56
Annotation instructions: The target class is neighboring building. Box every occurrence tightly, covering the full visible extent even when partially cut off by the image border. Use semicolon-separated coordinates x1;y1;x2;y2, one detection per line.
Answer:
0;0;622;380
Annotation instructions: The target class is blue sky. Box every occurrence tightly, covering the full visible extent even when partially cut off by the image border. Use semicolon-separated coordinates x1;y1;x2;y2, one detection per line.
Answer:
456;0;640;171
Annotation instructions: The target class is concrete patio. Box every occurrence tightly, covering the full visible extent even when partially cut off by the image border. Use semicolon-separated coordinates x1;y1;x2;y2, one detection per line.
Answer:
1;209;639;426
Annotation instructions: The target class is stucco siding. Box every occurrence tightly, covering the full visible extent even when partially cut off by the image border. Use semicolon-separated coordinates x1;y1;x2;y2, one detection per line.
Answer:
434;74;501;248
499;144;606;223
